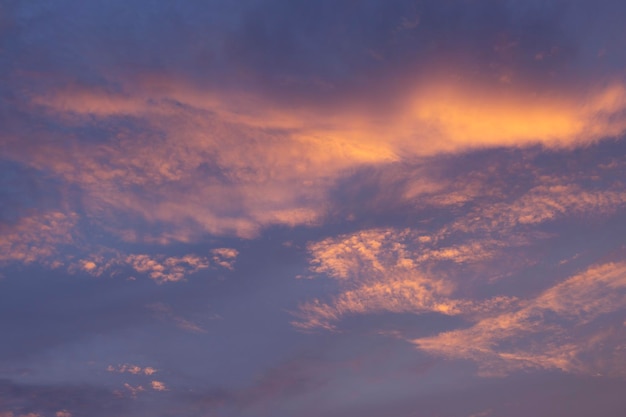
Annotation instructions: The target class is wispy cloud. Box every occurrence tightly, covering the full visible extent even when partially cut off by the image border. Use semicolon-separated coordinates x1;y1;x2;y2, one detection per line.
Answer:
122;383;145;398
147;302;209;333
295;166;626;377
297;227;626;376
414;262;626;376
445;183;626;236
293;228;517;331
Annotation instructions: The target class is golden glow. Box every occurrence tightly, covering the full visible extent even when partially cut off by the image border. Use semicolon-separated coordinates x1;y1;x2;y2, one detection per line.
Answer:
20;77;626;241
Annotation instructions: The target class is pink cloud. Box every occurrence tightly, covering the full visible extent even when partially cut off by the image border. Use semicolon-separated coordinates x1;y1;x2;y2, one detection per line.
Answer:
0;211;77;265
150;380;168;391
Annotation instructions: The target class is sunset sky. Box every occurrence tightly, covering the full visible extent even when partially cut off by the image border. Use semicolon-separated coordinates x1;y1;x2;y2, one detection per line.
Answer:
1;1;626;416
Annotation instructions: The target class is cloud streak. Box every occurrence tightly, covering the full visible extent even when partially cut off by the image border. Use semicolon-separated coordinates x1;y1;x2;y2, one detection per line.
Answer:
414;262;626;376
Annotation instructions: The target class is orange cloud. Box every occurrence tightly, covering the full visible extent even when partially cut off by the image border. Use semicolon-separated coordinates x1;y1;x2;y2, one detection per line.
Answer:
297;215;626;376
295;177;626;336
413;262;626;376
20;75;625;243
294;228;518;331
400;82;626;153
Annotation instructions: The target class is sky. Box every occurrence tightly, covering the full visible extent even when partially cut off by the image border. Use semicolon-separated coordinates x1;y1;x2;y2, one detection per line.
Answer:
1;0;626;416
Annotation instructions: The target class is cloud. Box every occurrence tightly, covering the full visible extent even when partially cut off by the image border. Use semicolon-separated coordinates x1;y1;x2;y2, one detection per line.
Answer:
2;0;626;248
7;63;625;245
468;411;492;417
107;364;157;376
19;84;393;240
295;162;626;376
122;383;145;398
399;82;626;153
107;363;169;397
150;381;167;392
147;302;207;333
413;262;626;376
297;226;626;377
210;248;239;270
0;3;625;416
293;228;518;331
0;411;39;417
0;211;77;265
446;183;626;236
124;254;210;284
74;248;237;283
